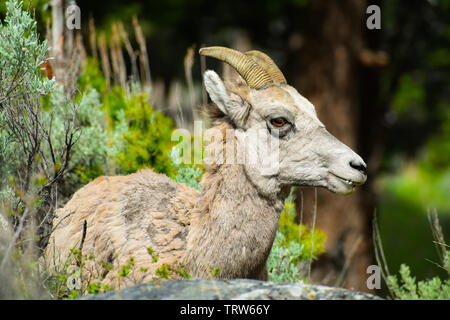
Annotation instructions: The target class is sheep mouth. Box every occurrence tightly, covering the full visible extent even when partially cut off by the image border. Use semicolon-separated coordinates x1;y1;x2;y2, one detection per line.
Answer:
330;173;364;187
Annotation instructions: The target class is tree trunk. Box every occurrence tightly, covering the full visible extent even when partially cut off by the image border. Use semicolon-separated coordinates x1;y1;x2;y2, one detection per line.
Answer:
290;0;376;292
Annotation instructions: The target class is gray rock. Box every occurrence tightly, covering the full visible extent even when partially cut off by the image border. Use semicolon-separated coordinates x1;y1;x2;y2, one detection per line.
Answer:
83;279;383;300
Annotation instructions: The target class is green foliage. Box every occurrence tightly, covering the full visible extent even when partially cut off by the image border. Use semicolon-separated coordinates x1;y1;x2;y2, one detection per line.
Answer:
376;210;450;300
147;246;159;263
387;263;450;300
2;84;115;206
0;1;52;29
392;74;426;116
208;267;221;276
0;115;20;206
104;85;176;177
0;0;54;101
277;194;327;261
114;254;191;286
154;262;190;280
0;0;54;208
42;87;116;194
0;235;49;299
267;190;327;282
146;247;190;279
175;263;190;278
78;57;177;179
422;102;450;172
155;264;171;279
168;144;203;190
87;282;110;295
77;57;108;94
378;105;450;282
0;2;121;299
267;232;304;283
377;1;450;286
119;257;135;277
380;163;450;217
0;0;122;228
42;249;112;299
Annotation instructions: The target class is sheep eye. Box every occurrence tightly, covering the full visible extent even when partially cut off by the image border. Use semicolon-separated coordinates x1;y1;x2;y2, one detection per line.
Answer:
270;117;287;127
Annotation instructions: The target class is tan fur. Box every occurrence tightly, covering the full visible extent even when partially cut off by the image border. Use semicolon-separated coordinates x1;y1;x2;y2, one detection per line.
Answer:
46;171;198;288
184;122;288;280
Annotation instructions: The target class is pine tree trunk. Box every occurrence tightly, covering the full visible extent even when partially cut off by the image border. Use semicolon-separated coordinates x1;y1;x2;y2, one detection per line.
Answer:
290;0;376;292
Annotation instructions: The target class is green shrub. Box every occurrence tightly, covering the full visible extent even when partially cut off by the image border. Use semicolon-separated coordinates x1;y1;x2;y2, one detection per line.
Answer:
0;235;50;299
0;0;119;209
41;87;117;197
78;56;177;178
77;57;108;95
0;0;54;101
377;210;450;299
168;144;203;190
42;247;112;299
110;88;175;176
0;1;61;274
0;0;55;208
267;231;304;283
277;193;327;261
267;189;327;282
386;261;450;299
0;1;126;299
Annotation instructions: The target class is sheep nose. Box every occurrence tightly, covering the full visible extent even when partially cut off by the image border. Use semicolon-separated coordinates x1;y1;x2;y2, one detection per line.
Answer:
349;160;367;176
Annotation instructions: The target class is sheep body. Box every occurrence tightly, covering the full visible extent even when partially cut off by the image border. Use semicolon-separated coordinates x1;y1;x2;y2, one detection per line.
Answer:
46;169;198;287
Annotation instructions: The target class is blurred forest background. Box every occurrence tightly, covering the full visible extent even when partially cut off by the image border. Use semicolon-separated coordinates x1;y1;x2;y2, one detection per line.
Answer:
0;0;449;298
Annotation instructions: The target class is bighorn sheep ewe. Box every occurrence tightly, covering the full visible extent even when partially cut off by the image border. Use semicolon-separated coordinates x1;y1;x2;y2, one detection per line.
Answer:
45;46;367;289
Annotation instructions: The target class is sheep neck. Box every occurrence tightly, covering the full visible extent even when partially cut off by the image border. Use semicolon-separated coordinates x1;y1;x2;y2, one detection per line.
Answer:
184;162;287;279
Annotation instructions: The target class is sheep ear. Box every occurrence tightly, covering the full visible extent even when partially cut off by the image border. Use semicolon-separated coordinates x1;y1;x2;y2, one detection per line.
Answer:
203;70;230;115
203;70;250;128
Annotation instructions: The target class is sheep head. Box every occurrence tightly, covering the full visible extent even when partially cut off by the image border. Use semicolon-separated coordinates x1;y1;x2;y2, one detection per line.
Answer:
200;46;367;196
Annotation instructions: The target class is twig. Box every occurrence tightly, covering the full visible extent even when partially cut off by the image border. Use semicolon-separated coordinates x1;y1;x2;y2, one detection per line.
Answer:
298;188;303;243
424;258;449;272
334;235;363;287
48;210;75;235
98;33;111;90
0;208;32;270
427;209;449;277
111;23;127;91
78;220;87;252
307;187;318;281
427;209;447;263
132;16;151;90
118;22;139;84
372;210;395;299
88;15;98;59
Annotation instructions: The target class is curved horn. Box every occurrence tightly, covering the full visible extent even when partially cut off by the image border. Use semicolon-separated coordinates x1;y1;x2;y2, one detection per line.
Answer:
245;50;287;85
199;46;273;89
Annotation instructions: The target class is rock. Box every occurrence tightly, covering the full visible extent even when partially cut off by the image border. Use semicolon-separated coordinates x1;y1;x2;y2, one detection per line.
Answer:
82;279;382;300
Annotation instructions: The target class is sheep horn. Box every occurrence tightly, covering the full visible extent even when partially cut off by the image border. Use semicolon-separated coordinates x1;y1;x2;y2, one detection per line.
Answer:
245;50;287;85
199;46;274;89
